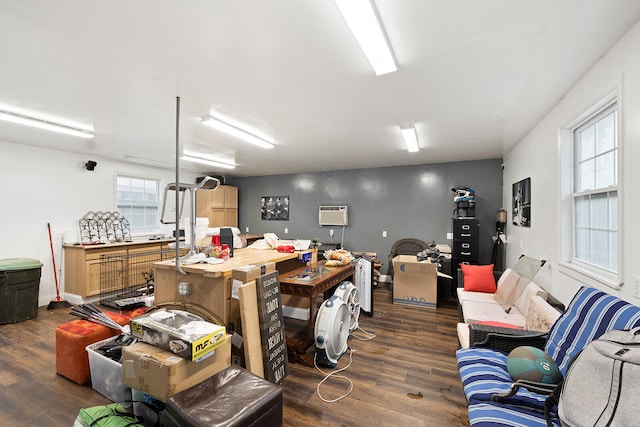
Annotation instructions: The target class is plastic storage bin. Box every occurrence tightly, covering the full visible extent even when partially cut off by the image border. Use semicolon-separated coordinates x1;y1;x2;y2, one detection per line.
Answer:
0;258;42;324
86;336;132;403
132;389;164;427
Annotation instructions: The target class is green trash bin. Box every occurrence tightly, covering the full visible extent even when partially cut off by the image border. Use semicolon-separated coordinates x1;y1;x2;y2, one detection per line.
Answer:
0;258;43;324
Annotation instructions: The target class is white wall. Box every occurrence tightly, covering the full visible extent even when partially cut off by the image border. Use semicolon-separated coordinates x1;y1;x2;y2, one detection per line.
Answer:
504;21;640;305
0;141;198;306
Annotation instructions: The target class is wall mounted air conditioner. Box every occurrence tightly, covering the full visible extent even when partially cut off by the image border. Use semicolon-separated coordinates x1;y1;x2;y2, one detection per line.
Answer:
319;205;348;226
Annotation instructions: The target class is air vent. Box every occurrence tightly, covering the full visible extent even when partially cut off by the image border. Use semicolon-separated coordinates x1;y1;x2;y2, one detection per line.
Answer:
319;206;348;226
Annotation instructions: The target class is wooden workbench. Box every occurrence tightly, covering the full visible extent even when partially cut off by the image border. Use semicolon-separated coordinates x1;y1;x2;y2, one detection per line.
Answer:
153;248;301;324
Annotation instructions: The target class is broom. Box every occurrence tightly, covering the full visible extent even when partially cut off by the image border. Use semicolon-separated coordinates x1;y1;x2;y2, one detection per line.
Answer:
47;222;71;309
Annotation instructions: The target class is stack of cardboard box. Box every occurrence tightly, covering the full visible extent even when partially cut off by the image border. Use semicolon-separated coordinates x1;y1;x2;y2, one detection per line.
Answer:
122;309;231;402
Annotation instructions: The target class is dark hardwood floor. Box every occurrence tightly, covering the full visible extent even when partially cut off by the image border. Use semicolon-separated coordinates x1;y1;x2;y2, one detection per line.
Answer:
0;286;469;426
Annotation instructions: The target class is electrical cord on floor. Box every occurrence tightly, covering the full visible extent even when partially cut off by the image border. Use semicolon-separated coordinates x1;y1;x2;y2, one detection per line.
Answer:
314;347;354;403
350;326;376;341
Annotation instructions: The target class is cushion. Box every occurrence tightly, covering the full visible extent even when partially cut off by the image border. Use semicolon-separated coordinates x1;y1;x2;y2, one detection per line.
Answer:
467;402;562;426
456;287;497;305
461;264;497;293
457;347;548;410
525;295;560;332
473;321;523;329
545;286;640;375
494;269;528;310
513;281;548;316
457;322;471;349
495;268;513;287
461;300;527;327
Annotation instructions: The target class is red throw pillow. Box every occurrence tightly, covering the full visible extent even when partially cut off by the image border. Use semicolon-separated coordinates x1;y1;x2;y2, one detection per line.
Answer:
461;264;497;293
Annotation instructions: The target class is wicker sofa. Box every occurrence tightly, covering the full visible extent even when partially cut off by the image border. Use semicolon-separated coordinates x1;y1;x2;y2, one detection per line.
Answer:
456;286;640;426
456;265;563;351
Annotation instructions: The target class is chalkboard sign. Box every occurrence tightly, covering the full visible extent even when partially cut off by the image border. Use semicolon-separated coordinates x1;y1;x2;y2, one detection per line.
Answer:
255;271;288;384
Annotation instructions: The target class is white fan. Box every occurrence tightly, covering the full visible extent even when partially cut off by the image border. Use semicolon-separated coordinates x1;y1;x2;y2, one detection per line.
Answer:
334;281;360;332
314;295;350;368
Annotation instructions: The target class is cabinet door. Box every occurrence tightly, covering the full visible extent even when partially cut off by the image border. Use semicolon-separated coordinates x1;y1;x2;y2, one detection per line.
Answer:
224;209;238;228
224;186;238;208
87;260;102;296
210;187;226;208
195;191;213;217
209;208;226;227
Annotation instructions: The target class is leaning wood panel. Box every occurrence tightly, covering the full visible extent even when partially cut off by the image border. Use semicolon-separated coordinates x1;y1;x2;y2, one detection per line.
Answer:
238;280;264;378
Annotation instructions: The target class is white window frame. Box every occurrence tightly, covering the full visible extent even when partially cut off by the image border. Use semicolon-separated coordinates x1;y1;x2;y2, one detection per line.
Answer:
115;174;162;236
559;90;623;289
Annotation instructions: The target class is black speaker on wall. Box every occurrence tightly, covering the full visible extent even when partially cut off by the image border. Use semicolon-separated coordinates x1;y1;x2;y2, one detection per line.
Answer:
220;227;234;257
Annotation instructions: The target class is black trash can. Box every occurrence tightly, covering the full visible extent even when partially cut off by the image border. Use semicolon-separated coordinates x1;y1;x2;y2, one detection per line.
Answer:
0;258;43;324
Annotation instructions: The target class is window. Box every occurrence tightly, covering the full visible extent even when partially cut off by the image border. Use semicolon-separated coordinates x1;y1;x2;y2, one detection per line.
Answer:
116;175;160;234
570;102;619;280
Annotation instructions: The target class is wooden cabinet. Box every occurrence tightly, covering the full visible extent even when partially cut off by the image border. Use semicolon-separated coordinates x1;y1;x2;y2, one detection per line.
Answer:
196;185;238;228
63;240;176;298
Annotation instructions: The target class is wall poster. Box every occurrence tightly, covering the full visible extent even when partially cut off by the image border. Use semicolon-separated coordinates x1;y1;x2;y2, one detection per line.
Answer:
512;177;531;227
261;196;289;220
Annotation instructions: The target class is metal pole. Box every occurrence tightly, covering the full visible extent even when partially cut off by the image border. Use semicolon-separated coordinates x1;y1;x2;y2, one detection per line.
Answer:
175;97;187;275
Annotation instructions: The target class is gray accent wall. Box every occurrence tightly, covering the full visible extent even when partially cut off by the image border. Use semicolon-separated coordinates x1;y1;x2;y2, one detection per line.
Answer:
229;158;503;275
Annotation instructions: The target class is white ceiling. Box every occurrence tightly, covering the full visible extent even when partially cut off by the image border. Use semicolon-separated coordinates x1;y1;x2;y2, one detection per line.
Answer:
1;1;639;177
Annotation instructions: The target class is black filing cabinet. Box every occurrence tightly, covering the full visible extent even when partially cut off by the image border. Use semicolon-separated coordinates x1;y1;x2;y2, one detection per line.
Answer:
452;218;479;283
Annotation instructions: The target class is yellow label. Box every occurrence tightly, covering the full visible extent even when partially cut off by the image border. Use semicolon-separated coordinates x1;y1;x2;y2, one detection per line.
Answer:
130;321;143;337
192;329;226;360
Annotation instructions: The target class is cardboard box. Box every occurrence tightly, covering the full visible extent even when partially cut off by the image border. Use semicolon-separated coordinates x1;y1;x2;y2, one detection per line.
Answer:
392;255;438;308
130;309;227;361
229;263;276;367
122;335;231;402
297;250;312;263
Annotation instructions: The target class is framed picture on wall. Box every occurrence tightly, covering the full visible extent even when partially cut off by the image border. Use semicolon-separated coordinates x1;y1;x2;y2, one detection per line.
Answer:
512;177;531;227
261;195;289;220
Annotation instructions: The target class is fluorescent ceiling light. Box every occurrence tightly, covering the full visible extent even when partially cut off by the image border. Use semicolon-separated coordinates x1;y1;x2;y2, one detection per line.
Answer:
335;0;397;76
201;115;274;149
180;155;236;170
124;156;187;170
0;108;94;139
400;126;419;152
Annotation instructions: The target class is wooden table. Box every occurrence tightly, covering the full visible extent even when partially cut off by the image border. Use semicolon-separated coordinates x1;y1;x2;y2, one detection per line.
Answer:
279;261;355;366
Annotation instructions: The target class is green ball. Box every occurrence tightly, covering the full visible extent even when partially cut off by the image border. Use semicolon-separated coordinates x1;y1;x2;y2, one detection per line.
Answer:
507;346;562;384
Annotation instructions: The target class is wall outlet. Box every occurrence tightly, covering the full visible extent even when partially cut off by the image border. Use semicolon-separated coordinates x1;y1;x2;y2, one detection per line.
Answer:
284;228;288;234
446;232;453;240
330;229;334;237
178;282;192;296
382;230;387;238
245;226;249;233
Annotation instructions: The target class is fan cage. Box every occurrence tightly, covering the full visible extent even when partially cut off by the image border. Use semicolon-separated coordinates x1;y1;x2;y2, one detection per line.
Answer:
335;281;361;332
328;303;350;359
315;296;350;366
